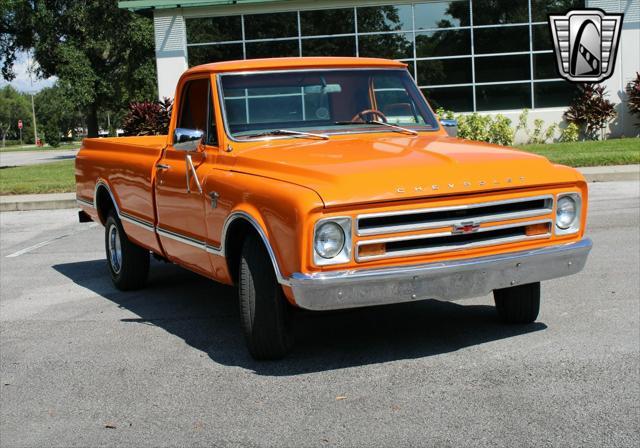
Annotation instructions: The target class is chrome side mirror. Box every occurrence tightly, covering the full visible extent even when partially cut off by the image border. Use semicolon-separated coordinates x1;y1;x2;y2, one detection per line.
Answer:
440;119;458;137
173;128;204;151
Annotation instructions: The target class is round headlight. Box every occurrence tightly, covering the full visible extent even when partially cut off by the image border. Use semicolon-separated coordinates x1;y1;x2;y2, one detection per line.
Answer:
314;222;345;259
556;196;577;229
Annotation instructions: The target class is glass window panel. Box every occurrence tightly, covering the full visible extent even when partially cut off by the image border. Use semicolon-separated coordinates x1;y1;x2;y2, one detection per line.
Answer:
534;80;580;108
416;29;471;57
532;0;585;22
534;53;560;79
358;33;413;59
533;24;554;51
472;0;528;25
474;25;529;54
244;12;297;39
406;61;415;79
245;39;299;59
225;99;247;125
422;86;474;112
476;82;531;110
417;58;472;86
186;16;242;44
357;5;412;32
188;44;244;66
414;1;470;29
475;54;530;82
300;9;355;36
302;36;356;56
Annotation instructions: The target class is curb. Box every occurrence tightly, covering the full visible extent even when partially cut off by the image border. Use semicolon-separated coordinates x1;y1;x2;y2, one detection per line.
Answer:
0;165;638;212
0;193;76;212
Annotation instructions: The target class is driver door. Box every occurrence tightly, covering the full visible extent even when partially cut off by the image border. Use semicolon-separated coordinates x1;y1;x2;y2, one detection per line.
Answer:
155;76;215;275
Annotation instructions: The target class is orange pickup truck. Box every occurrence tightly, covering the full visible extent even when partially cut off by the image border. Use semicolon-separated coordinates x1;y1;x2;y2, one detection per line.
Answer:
76;57;592;359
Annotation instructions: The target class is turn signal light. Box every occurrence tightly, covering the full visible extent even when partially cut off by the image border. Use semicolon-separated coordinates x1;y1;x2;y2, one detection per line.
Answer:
525;223;550;236
358;243;386;257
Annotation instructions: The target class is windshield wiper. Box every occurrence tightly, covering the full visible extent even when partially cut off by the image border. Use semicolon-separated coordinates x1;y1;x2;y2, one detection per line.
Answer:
245;129;330;140
334;120;418;136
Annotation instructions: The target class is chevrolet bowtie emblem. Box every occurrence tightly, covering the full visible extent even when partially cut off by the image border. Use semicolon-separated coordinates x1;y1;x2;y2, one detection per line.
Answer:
452;222;480;235
549;8;623;83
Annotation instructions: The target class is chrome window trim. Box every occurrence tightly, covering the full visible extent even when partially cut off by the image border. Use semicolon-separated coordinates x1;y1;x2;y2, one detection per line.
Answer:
356;219;552;262
215;68;438;143
356;194;554;236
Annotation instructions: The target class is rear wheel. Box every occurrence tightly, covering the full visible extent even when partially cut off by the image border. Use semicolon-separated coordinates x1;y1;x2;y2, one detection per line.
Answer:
238;232;294;360
104;212;149;290
494;282;540;324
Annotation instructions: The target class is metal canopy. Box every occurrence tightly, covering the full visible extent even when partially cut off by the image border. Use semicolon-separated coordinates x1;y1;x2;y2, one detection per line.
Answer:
118;0;287;11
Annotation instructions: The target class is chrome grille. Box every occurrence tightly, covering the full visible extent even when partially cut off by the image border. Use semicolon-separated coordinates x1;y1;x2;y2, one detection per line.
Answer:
357;195;553;236
355;195;554;262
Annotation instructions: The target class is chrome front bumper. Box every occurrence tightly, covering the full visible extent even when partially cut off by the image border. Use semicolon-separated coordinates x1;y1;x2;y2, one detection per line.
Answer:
289;238;592;311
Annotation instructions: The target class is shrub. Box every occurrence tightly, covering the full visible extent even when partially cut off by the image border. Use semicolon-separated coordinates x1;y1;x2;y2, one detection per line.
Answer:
564;84;616;140
515;109;557;144
559;123;580;143
626;72;640;127
42;122;61;147
456;113;514;146
122;97;173;136
435;107;455;120
487;114;515;146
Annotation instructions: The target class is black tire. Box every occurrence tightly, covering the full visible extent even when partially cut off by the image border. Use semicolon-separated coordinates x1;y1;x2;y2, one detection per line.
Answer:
238;232;294;360
494;282;540;324
104;211;149;291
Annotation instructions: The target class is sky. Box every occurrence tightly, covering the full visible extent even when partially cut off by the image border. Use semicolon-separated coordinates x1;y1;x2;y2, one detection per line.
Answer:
0;51;57;93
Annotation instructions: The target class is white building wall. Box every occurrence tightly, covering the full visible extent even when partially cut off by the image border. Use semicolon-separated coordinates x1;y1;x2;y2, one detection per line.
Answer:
153;10;188;99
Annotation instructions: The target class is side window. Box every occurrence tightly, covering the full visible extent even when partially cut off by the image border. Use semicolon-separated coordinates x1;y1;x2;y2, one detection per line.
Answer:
177;78;209;136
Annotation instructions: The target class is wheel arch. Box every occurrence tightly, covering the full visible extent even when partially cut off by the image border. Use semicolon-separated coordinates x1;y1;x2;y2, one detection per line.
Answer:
222;211;289;287
94;180;120;225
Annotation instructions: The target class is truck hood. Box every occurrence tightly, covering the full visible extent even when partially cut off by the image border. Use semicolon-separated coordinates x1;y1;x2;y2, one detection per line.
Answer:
232;134;582;207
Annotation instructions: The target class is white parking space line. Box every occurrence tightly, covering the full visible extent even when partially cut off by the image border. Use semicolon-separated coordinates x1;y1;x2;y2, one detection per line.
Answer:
5;223;98;258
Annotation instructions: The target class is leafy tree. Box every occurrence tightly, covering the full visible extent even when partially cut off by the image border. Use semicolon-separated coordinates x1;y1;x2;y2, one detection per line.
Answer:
0;85;31;147
35;83;83;143
1;0;157;137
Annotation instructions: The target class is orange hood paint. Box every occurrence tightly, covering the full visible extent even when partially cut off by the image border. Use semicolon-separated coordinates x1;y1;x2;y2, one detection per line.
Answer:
230;133;582;207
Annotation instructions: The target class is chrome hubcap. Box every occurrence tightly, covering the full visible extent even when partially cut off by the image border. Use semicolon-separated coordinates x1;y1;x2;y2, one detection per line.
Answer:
108;224;122;274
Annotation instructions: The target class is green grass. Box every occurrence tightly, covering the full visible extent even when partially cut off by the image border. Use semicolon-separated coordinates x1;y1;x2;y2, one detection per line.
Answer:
0;160;75;195
0;142;81;152
517;137;640;167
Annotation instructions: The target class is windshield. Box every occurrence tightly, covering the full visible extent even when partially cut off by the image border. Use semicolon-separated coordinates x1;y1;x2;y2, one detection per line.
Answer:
219;69;438;139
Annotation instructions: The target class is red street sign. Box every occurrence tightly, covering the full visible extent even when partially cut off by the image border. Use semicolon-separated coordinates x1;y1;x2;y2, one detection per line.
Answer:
18;120;23;129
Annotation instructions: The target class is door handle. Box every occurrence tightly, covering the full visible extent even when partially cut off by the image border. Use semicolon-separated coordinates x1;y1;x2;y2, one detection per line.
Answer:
156;163;171;170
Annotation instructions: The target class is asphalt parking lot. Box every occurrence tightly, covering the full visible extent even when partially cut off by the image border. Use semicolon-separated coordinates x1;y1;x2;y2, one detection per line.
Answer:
1;181;638;447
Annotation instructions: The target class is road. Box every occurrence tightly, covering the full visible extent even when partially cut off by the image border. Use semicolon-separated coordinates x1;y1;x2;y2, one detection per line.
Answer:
0;149;78;167
1;181;638;447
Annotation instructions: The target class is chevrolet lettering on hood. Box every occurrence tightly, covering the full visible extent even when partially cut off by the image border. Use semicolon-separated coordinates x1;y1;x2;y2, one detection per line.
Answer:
75;57;592;360
396;176;527;194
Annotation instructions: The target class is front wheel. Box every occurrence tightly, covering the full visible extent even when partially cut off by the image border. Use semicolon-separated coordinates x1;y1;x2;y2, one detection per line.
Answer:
104;212;149;291
238;233;294;360
493;282;540;324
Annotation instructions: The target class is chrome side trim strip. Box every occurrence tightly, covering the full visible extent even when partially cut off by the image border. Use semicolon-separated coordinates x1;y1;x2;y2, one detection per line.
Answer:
288;238;593;311
356;194;554;236
121;212;155;231
356;219;552;261
157;227;207;250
